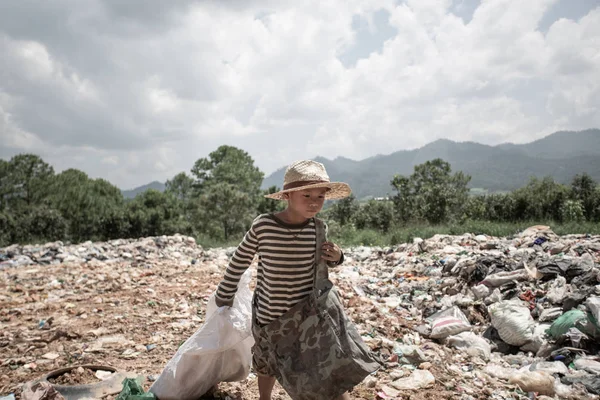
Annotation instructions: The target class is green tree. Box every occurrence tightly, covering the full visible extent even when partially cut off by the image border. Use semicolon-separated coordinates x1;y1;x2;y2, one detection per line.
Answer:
49;170;125;241
354;199;394;232
166;172;194;202
391;159;471;224
561;199;585;223
0;211;16;246
484;193;516;222
191;146;264;240
571;173;598;221
257;186;286;215
329;194;359;226
194;182;258;240
511;176;568;221
5;154;54;210
126;189;188;237
0;159;9;211
390;175;415;223
463;195;486;221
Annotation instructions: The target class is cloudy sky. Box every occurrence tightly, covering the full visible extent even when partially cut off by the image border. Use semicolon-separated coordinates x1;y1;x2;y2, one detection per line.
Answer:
1;0;599;189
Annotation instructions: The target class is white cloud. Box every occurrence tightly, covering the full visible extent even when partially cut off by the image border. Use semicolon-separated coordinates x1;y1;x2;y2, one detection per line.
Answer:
0;0;598;188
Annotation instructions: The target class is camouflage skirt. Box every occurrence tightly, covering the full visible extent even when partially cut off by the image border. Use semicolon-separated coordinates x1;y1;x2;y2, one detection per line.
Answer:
250;280;381;400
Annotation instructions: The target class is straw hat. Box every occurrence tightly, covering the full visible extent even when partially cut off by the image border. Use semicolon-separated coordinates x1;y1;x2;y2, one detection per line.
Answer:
264;160;352;200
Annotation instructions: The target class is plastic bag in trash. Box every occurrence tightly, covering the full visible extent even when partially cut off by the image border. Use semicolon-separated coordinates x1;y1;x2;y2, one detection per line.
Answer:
426;306;471;339
390;370;435;390
520;323;550;353
586;297;600;329
547;309;588;340
116;378;156;400
489;300;535;346
508;371;555;396
446;331;491;360
149;269;254;400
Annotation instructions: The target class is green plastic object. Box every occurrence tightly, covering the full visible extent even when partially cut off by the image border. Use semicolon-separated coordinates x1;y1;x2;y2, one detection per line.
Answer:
116;378;156;400
547;310;588;339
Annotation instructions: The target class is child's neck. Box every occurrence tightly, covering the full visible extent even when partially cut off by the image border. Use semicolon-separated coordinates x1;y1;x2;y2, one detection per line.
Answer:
276;209;310;225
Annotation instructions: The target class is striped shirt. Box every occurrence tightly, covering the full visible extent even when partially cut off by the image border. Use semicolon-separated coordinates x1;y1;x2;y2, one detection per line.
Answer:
215;214;331;325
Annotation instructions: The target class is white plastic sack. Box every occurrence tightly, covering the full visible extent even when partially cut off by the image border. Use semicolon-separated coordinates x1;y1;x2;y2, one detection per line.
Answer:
489;300;535;346
426;306;471;339
150;269;254;400
390;370;435;390
546;276;568;305
508;371;555;396
587;297;600;328
471;284;490;300
480;269;529;287
521;323;550;353
446;332;491;360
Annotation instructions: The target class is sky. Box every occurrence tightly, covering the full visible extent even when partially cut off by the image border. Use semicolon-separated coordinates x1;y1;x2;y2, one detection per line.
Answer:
1;0;599;190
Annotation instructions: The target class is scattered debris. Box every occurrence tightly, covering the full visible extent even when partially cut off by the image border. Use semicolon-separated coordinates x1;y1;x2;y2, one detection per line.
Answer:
1;227;600;399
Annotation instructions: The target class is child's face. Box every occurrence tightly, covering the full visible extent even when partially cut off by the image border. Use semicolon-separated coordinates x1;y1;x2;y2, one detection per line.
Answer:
286;188;328;219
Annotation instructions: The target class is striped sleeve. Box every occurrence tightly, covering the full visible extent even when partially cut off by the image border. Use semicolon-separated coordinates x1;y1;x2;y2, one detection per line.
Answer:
215;223;259;306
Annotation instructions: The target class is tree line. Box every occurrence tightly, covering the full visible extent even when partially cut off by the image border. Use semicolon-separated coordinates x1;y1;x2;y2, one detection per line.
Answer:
326;158;600;233
1;148;599;248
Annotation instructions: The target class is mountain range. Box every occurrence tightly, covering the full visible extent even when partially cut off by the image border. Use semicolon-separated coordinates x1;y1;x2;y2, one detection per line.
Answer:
122;129;600;200
122;181;166;199
261;129;600;199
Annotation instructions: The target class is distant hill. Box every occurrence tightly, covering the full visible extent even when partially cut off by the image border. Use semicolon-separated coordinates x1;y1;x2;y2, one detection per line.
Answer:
121;181;166;199
262;129;600;199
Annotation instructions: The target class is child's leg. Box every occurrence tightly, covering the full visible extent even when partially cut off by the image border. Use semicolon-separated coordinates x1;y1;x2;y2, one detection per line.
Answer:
336;392;351;400
258;375;276;400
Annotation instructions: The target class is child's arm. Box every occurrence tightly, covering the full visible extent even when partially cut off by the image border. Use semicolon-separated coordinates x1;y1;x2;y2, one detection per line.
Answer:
215;226;258;307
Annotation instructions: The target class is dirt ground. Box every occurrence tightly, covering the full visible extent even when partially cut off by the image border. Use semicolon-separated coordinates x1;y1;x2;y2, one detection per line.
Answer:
1;257;524;399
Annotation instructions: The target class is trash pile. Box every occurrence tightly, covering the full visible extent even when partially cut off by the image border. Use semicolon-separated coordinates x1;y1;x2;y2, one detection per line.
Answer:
336;225;600;399
1;225;600;399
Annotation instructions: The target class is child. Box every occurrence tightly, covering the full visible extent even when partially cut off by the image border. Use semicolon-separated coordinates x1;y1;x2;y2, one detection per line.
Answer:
215;160;379;400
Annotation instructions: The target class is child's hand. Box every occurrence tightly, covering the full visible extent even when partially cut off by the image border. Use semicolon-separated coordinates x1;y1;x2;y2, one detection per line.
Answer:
321;241;342;264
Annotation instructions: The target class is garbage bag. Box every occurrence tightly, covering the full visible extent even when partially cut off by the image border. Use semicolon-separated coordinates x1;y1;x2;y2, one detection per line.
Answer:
426;306;471;339
489;301;535;346
561;375;600;395
480;269;529;287
390;370;435;390
587;297;600;329
116;378;156;400
150;269;254;400
508;371;555;396
547;310;588;340
520;323;550;353
446;332;491;360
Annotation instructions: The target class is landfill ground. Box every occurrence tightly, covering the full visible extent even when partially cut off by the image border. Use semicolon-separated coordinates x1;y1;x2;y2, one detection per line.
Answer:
2;226;600;399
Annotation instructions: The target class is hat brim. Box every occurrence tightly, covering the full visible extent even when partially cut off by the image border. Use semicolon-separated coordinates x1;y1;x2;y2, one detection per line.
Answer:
264;182;352;200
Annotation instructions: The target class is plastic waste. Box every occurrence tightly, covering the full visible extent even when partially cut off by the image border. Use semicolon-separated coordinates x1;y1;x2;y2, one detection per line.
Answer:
426;306;471;339
116;378;156;400
538;307;563;322
508;371;555;396
471;284;490;300
446;331;491;360
150;269;254;400
561;375;600;395
480;269;529;287
547;309;588;339
489;301;535;346
528;361;569;375
574;357;600;375
546;277;568;305
390;370;435;390
520;323;550;353
586;296;600;329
